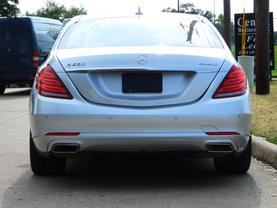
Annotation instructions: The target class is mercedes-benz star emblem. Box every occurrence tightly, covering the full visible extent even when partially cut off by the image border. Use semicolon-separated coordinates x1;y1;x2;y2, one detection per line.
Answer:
137;55;148;65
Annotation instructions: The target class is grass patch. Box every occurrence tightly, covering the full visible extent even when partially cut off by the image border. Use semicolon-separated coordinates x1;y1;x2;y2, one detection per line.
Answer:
251;81;277;144
273;46;277;76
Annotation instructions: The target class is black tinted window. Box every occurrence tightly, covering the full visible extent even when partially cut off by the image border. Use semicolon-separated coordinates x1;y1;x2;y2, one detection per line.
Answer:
0;19;32;54
59;17;223;49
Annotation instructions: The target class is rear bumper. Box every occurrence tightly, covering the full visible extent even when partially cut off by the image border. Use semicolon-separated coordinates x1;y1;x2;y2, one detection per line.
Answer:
32;132;250;156
30;86;251;156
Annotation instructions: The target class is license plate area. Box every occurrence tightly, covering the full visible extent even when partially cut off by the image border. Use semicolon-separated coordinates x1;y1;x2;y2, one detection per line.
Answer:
122;72;162;93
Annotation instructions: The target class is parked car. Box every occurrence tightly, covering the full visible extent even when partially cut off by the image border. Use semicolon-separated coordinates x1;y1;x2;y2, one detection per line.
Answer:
62;18;71;27
29;14;252;175
0;16;62;94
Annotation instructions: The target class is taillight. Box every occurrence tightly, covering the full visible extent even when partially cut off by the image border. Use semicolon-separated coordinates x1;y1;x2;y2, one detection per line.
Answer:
213;64;247;99
205;132;240;136
46;132;80;136
33;51;39;69
36;64;73;99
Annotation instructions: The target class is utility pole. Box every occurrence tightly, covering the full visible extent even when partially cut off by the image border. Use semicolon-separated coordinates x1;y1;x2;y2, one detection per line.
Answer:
255;0;270;94
253;0;256;13
224;0;231;48
177;0;180;12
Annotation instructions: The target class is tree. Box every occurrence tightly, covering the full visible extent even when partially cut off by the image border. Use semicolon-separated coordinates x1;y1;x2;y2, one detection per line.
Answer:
0;0;20;17
162;3;215;22
26;1;87;21
214;14;235;45
216;14;224;25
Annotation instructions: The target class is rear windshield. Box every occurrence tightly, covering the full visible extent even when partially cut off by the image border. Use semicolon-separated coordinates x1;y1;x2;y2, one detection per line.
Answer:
35;32;54;52
32;21;62;33
0;19;32;54
31;19;62;41
59;17;223;49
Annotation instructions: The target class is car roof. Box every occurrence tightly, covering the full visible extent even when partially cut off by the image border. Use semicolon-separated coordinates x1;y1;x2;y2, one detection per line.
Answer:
28;16;62;25
0;16;62;25
76;13;206;23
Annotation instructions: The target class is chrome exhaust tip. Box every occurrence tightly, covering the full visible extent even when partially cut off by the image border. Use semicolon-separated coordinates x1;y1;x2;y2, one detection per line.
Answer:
206;143;234;153
51;144;80;154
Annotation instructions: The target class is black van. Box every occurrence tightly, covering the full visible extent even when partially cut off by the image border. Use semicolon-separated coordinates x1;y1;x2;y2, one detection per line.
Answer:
0;16;62;94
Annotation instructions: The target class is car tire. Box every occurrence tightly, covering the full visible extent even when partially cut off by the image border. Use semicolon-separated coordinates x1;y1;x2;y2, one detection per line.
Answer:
0;84;5;95
214;136;252;174
30;133;66;175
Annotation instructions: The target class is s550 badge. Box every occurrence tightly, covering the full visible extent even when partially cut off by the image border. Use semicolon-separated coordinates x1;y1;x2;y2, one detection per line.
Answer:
67;62;85;67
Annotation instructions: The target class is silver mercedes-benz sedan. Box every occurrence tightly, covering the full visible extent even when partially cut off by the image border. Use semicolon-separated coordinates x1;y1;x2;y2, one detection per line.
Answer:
29;14;251;175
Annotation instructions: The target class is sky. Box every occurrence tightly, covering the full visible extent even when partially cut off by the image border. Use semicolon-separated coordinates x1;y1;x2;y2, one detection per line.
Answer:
18;0;277;29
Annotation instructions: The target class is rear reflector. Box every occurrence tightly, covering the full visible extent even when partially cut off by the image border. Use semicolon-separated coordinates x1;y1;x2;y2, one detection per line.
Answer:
33;51;39;69
36;64;73;99
206;132;240;136
213;64;247;99
46;132;80;136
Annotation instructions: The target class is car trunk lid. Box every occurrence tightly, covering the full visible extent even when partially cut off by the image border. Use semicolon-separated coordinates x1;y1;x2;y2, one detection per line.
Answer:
57;46;226;107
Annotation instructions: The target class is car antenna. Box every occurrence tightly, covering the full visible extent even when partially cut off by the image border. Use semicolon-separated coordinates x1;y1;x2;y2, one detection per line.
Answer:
135;7;143;18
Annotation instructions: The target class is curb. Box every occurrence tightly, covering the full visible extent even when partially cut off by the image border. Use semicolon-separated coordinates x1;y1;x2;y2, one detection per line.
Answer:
252;135;277;169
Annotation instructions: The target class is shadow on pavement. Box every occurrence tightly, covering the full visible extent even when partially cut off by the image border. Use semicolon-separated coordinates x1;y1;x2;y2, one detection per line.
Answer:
2;155;261;208
2;88;31;97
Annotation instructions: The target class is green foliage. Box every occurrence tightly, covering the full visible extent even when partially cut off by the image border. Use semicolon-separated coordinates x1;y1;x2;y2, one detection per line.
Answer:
274;45;277;76
213;14;234;38
216;14;224;25
26;1;87;21
162;3;215;22
0;0;20;17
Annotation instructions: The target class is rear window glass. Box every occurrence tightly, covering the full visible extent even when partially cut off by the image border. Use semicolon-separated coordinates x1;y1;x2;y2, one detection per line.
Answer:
59;17;223;49
35;32;54;51
31;19;62;43
32;22;62;32
0;19;32;54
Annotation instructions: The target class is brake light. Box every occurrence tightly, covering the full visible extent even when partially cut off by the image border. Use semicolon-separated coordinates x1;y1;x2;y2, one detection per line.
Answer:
33;51;39;69
46;132;80;136
213;64;247;99
205;132;240;136
36;64;73;99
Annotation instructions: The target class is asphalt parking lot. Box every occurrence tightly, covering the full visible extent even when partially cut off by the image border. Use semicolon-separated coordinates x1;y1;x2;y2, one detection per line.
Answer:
0;88;277;208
